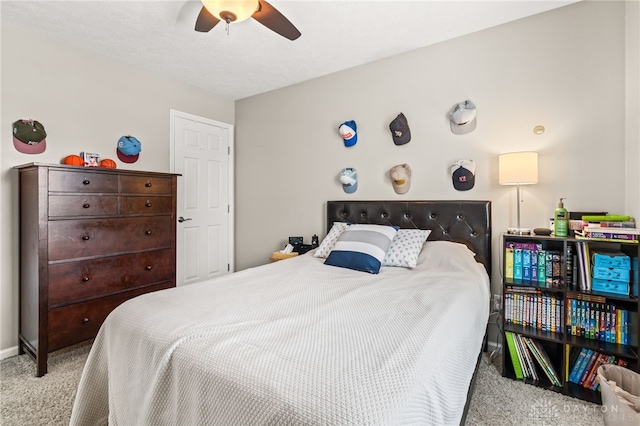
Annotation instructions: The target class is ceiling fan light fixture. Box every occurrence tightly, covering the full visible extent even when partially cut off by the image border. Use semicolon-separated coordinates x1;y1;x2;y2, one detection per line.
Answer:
201;0;259;23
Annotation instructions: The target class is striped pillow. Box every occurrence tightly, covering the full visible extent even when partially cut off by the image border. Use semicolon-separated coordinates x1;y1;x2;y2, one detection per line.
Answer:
324;224;398;274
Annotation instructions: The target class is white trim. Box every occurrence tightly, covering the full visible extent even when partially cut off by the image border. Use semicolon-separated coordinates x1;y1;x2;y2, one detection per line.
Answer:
169;109;235;273
0;345;19;360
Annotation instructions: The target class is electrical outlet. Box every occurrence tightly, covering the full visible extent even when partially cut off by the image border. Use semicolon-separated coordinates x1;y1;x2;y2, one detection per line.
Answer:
491;294;502;313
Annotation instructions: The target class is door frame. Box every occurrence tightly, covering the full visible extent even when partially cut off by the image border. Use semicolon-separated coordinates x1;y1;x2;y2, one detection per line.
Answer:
169;108;235;274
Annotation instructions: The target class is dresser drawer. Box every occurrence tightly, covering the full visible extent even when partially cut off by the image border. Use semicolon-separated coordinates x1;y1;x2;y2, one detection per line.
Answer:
48;281;174;352
49;216;173;261
48;249;175;306
120;195;173;215
49;169;118;193
49;194;118;217
120;175;172;195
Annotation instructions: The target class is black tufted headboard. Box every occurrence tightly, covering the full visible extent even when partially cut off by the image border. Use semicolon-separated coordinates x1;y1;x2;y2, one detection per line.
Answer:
326;200;492;277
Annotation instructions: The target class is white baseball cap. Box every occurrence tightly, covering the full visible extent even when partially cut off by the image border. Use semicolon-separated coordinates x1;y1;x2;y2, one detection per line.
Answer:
449;100;477;135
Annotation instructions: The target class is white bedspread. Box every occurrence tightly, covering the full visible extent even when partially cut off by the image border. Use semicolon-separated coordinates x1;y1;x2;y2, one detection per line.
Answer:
70;241;490;426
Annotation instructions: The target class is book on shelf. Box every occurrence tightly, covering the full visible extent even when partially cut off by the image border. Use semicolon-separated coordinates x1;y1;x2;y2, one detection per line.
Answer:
505;331;524;380
581;215;633;223
522;336;561;386
505;288;563;334
517;334;539;381
567;348;629;390
505;246;514;279
574;241;592;291
575;234;639;244
597;221;636;229
565;297;633;345
582;225;639;235
576;229;639;242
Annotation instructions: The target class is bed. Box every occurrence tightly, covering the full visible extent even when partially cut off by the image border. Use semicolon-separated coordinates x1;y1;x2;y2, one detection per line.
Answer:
70;200;492;426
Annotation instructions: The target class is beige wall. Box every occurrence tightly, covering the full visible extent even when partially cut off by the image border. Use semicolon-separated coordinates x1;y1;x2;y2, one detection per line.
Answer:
626;0;640;218
1;1;637;357
235;2;634;293
0;23;234;356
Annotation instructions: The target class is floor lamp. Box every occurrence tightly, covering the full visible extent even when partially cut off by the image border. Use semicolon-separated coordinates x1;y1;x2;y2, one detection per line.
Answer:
499;152;539;235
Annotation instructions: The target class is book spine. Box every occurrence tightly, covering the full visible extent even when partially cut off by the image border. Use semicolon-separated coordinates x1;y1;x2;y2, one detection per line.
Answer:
514;248;523;281
569;348;587;383
583;225;639;235
545;252;553;288
578;350;598;386
505;332;524;380
537;250;546;284
583;353;605;389
565;245;574;288
570;349;593;383
584;231;639;240
522;249;531;281
581;215;632;222
599;221;636;228
505;247;514;279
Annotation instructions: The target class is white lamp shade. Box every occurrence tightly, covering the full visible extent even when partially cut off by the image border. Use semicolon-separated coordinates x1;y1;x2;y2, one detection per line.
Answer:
499;152;538;185
201;0;259;23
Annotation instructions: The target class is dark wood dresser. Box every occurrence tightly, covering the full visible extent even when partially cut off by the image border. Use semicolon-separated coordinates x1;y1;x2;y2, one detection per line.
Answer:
15;163;179;376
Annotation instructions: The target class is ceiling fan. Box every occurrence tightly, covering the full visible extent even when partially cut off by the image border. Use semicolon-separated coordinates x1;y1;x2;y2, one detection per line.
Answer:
195;0;301;40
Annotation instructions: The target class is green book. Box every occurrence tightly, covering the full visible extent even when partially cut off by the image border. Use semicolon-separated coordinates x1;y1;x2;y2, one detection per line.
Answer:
581;215;632;222
505;332;524;379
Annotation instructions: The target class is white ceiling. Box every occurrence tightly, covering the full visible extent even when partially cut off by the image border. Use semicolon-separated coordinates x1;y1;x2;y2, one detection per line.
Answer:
1;0;579;100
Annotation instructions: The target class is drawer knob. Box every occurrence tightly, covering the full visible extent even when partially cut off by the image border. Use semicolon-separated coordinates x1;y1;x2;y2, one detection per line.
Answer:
145;182;152;188
145;202;152;208
145;230;152;235
82;203;91;209
82;235;90;241
82;276;90;282
83;179;90;185
145;265;152;271
82;317;89;324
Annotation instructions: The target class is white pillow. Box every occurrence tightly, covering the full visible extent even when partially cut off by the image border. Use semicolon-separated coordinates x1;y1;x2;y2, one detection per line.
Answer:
382;229;431;269
314;222;348;258
324;224;398;274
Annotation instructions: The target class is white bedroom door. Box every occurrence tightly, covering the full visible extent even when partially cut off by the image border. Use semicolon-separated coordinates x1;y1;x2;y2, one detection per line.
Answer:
170;109;234;286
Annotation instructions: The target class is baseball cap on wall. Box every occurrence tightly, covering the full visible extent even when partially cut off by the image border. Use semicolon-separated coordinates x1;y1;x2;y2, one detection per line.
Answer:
448;100;477;135
390;163;411;194
117;135;142;163
451;160;476;191
339;168;358;193
13;119;47;154
339;121;357;147
389;113;411;145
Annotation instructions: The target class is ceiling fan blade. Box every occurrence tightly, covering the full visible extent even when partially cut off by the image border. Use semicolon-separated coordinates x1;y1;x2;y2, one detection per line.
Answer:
195;6;220;32
252;0;301;41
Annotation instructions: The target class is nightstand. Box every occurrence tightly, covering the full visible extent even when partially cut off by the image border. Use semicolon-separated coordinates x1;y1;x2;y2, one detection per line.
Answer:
269;252;299;263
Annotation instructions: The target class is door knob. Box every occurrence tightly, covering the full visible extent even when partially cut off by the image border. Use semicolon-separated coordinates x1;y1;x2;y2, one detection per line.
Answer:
178;216;192;223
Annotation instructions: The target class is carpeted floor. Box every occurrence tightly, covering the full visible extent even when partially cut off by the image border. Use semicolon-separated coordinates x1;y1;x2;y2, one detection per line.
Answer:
0;344;604;425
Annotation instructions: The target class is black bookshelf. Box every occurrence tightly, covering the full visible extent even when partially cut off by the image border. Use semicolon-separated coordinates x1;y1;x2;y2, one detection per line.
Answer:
501;233;639;404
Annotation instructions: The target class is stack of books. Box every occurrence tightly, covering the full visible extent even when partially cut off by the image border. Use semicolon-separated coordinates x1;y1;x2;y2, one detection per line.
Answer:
576;215;638;243
505;287;563;334
568;348;628;391
504;241;563;288
505;331;561;386
565;294;636;345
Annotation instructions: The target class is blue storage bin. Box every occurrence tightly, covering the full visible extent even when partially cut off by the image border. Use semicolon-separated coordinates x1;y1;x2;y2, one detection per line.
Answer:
592;278;630;296
592;252;630;269
592;266;631;282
